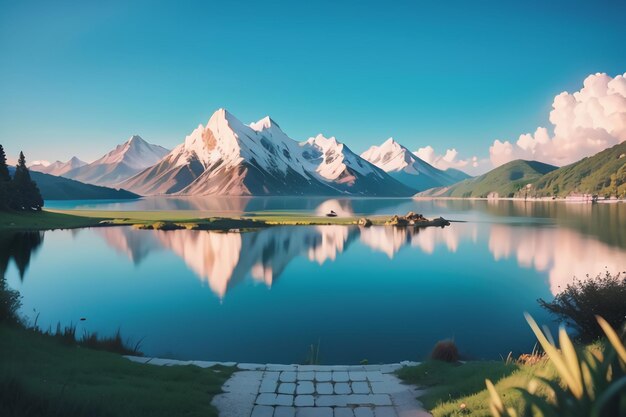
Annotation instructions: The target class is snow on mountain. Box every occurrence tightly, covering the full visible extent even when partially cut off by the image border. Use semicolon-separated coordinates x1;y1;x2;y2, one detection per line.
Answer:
30;160;51;167
30;156;87;176
64;135;169;187
122;109;413;196
95;135;169;170
122;109;328;195
361;138;470;191
299;134;412;195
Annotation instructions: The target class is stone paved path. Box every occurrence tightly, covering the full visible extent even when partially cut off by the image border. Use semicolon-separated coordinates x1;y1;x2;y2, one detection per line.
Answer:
126;357;431;417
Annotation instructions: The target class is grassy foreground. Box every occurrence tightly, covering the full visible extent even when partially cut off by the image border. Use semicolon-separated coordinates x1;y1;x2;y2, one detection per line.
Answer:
396;359;557;417
0;324;233;417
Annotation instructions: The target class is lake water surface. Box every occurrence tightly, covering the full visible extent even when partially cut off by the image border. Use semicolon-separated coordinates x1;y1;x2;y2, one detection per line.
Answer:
4;198;625;364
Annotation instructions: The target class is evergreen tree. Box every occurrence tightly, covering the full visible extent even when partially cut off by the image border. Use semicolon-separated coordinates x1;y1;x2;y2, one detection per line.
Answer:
0;144;9;182
0;144;10;210
12;151;43;211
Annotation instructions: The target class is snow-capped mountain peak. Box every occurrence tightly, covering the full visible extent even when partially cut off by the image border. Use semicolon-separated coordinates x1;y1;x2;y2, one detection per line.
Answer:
249;116;280;132
62;135;170;187
361;138;470;191
382;137;398;147
300;134;387;183
30;160;51;167
361;137;417;173
306;134;341;150
94;135;169;170
30;156;87;176
67;156;85;166
174;109;246;168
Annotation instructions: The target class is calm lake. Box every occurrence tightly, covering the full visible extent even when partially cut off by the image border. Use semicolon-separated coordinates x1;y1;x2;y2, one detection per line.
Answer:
4;198;625;364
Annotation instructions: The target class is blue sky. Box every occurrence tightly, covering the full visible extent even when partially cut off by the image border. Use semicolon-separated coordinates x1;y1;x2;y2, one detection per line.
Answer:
1;0;625;168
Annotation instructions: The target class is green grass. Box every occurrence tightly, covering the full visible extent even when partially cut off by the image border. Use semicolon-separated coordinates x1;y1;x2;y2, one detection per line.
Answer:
1;209;440;231
0;209;350;231
0;210;105;231
0;324;234;417
397;360;555;417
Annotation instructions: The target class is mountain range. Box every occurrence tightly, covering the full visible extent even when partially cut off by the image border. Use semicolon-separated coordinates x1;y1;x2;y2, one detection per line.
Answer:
30;157;87;176
24;109;469;197
120;109;418;196
21;108;626;200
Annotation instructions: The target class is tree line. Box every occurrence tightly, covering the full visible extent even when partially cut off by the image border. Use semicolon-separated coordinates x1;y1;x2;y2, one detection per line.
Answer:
0;144;44;211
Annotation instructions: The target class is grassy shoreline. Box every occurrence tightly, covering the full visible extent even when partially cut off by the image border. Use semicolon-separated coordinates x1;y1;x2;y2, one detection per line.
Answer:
0;324;234;417
0;209;449;232
397;360;554;416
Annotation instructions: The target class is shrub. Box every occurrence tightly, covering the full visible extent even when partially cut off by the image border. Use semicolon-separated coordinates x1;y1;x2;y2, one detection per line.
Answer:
538;271;626;341
135;222;185;230
431;339;460;362
487;314;626;417
0;275;21;325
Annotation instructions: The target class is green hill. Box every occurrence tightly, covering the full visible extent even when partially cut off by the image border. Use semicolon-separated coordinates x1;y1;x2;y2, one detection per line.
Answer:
532;141;626;198
9;168;139;200
419;160;558;198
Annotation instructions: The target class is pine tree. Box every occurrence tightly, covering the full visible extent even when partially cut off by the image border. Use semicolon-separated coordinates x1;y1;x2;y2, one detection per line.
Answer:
12;151;43;211
0;144;9;182
0;144;10;210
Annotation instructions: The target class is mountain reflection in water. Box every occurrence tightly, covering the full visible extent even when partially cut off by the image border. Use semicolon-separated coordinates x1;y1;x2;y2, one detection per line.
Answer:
95;221;625;298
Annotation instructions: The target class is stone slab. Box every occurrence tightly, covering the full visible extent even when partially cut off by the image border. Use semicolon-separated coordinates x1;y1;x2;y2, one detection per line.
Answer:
297;407;333;417
315;371;332;382
316;382;334;395
332;371;350;382
352;381;371;394
354;407;375;417
280;371;297;382
297;381;315;394
278;382;296;394
275;406;296;417
334;382;351;394
251;405;274;417
294;395;315;406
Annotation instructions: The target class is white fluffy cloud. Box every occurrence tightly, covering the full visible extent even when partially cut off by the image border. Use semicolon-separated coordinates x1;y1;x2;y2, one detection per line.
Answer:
490;72;626;167
414;145;488;175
